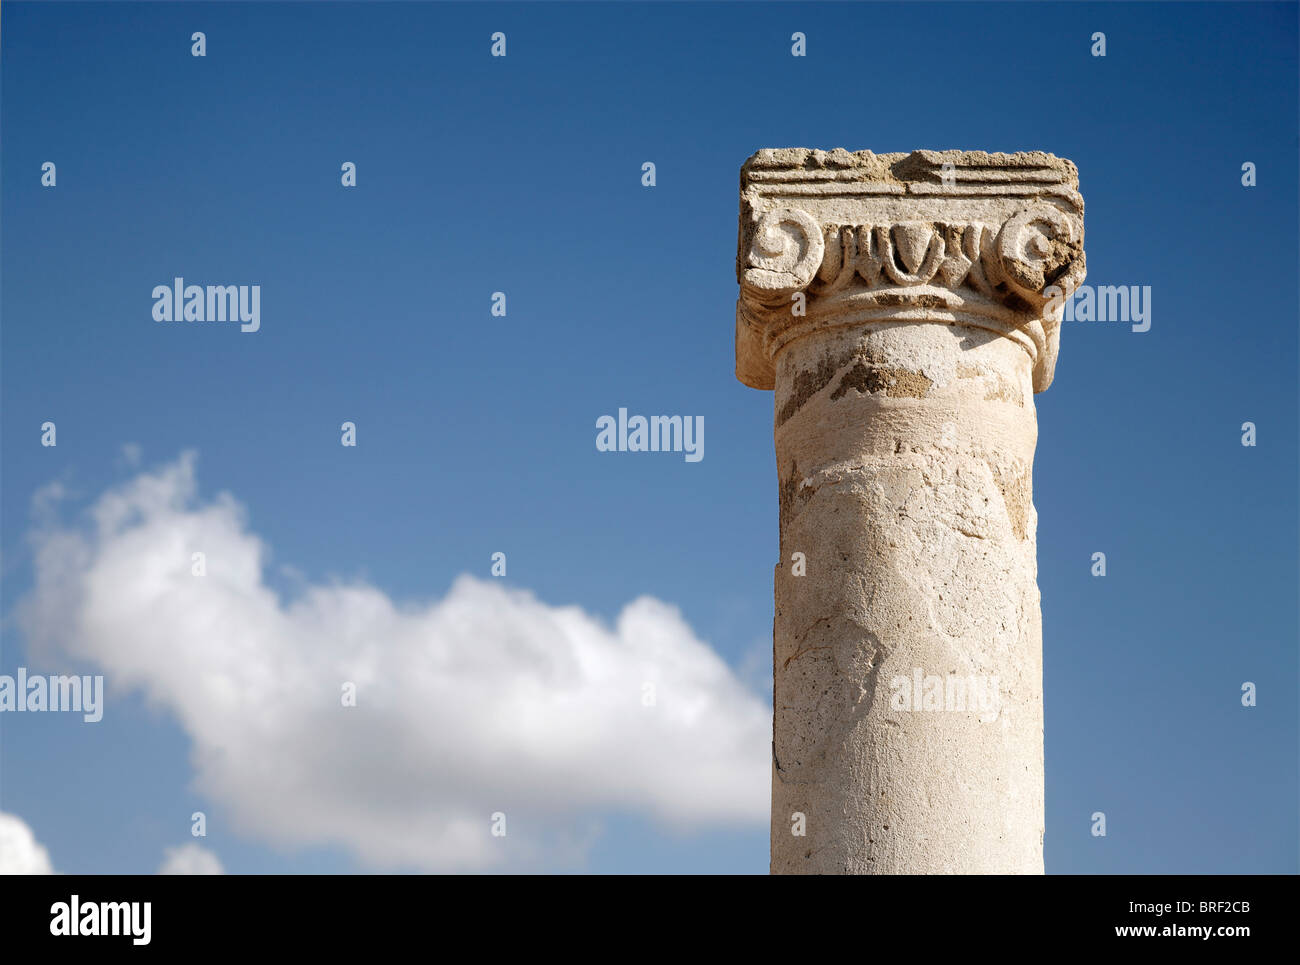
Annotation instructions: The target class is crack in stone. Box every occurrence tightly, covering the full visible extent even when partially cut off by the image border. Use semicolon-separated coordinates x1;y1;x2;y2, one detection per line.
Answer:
783;644;832;671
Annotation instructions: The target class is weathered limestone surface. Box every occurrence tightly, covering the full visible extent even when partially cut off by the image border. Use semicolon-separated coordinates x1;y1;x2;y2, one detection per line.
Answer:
735;149;1085;874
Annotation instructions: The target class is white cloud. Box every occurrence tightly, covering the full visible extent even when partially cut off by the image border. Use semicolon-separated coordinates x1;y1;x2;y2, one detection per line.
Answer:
158;843;224;875
0;813;54;874
0;812;225;876
19;453;769;871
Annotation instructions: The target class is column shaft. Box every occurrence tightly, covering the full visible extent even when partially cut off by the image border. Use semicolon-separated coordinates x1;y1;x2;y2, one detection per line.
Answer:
770;321;1043;874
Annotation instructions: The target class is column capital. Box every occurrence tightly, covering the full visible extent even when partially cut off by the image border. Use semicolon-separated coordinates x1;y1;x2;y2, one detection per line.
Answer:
735;148;1086;394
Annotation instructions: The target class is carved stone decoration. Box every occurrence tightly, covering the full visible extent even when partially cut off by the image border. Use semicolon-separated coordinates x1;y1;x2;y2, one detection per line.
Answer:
741;206;825;302
736;148;1086;394
994;203;1086;305
734;148;1085;876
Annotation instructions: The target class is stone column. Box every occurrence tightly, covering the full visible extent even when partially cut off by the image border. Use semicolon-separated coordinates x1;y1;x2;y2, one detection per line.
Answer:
735;149;1085;874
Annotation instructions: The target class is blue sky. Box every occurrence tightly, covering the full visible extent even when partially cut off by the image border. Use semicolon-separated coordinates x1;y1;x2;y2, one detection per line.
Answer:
2;0;1296;874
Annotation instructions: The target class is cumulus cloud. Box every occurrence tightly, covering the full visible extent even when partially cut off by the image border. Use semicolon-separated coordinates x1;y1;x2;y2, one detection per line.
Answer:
19;453;769;871
0;813;54;874
158;843;224;875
